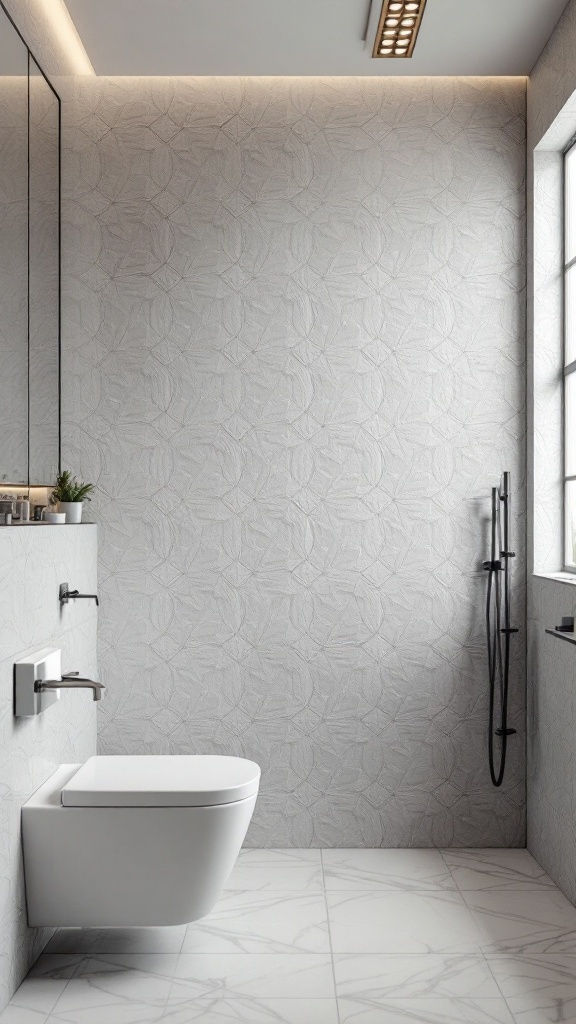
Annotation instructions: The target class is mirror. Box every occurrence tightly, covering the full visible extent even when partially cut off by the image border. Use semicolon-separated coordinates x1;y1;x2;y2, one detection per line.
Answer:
0;9;60;488
0;8;28;484
29;55;60;484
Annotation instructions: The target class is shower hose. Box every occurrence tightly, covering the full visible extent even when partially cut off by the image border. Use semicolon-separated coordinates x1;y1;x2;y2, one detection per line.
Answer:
483;473;517;788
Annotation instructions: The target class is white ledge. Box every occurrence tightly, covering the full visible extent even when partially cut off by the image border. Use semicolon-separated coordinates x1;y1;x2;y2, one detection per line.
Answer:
545;627;576;645
534;571;576;585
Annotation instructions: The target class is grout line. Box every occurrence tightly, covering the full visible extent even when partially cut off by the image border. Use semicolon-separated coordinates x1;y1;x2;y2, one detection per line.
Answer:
320;849;341;1024
482;950;516;1019
438;847;461;890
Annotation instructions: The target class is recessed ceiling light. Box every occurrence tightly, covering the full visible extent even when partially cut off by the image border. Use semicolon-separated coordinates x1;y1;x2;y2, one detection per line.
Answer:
372;0;427;58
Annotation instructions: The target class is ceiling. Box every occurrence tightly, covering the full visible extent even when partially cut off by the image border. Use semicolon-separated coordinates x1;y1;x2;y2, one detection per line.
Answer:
64;0;569;77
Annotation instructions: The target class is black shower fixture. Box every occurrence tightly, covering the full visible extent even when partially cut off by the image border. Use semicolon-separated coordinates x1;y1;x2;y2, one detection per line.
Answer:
483;472;519;788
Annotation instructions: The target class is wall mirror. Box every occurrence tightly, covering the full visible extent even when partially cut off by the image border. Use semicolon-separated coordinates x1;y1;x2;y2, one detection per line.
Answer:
0;3;60;488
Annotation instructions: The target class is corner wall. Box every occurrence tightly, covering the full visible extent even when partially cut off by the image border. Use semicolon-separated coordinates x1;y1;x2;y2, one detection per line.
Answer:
528;0;576;901
0;525;97;1013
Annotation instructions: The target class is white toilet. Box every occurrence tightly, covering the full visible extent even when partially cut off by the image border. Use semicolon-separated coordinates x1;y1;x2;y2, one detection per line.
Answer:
22;754;260;927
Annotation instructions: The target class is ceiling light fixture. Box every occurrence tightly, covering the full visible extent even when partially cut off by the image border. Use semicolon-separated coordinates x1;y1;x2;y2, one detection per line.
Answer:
34;0;95;75
372;0;427;57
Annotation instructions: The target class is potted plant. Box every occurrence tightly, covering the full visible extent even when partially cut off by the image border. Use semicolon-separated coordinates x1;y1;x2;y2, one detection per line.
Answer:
51;471;94;524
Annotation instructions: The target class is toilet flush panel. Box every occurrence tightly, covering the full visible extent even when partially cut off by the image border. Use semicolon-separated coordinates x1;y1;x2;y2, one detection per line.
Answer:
14;647;61;717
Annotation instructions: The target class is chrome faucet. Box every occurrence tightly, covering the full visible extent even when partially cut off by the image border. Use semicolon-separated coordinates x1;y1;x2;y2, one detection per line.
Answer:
36;671;105;702
60;588;99;607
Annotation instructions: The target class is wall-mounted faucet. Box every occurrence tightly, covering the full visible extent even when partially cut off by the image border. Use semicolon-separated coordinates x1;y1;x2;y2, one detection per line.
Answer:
14;649;105;716
37;671;105;702
59;582;99;607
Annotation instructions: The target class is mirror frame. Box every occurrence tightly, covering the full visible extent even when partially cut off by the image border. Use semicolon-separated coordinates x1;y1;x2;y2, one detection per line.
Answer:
0;0;61;486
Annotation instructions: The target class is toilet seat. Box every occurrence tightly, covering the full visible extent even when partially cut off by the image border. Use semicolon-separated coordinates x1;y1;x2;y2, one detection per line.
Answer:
61;754;261;808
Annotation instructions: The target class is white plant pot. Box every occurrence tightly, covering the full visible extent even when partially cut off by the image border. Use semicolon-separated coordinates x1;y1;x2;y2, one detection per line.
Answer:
58;501;83;524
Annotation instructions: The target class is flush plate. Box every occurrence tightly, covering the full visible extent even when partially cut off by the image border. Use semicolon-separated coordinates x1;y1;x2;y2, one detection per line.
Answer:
14;647;61;717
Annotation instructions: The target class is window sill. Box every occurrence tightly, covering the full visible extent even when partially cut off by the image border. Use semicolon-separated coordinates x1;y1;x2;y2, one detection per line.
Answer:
534;571;576;585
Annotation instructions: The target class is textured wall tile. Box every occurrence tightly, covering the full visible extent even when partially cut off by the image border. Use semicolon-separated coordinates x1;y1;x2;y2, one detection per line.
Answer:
62;77;526;849
0;526;98;1013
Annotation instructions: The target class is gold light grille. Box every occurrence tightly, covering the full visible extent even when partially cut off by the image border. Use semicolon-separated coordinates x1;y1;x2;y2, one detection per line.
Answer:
372;0;428;58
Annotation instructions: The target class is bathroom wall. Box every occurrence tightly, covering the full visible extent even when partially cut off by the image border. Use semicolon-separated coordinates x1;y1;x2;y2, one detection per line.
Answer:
63;76;527;847
0;526;97;1013
527;0;576;902
0;6;98;1013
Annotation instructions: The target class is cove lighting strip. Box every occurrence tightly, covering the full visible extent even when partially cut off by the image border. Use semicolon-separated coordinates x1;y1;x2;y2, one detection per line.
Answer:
372;0;427;58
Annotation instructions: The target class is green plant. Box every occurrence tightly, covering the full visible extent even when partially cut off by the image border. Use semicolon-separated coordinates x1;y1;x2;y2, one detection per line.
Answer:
51;471;94;505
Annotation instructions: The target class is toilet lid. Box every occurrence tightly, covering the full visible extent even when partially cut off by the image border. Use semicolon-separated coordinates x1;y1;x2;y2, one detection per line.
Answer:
61;755;261;807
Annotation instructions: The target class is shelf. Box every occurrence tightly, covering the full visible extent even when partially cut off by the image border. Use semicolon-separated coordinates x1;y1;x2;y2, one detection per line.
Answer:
545;628;576;646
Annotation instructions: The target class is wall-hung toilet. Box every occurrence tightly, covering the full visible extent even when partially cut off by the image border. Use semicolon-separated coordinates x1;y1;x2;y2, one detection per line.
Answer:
22;754;260;927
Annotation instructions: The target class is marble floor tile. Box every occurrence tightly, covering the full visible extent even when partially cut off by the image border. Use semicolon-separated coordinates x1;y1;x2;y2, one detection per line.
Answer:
487;953;576;996
505;995;576;1022
3;958;85;1021
323;850;456;891
0;1009;48;1024
442;850;554;892
72;955;179;980
225;850;323;891
464;891;576;954
181;892;330;954
9;851;576;1024
333;953;501;998
45;1010;165;1024
171;953;335;998
327;890;483;954
159;996;339;1023
487;954;576;1022
337;996;515;1024
44;929;186;955
26;958;82;981
52;959;173;1000
8;981;67;1018
43;959;173;1024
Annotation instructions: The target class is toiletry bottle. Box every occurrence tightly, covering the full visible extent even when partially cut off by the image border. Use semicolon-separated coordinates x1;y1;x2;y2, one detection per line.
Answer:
0;497;14;519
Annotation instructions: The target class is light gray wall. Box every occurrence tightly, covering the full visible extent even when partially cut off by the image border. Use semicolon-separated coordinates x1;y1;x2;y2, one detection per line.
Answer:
529;0;576;152
0;525;97;1013
527;0;576;902
63;76;527;848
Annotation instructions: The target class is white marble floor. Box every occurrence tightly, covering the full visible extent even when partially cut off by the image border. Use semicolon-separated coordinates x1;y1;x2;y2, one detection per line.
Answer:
3;848;576;1023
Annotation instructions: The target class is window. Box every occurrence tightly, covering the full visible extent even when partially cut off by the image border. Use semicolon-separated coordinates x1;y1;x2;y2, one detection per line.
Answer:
564;144;576;569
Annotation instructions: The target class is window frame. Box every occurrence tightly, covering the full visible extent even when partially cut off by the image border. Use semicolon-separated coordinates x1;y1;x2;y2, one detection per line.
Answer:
563;140;576;572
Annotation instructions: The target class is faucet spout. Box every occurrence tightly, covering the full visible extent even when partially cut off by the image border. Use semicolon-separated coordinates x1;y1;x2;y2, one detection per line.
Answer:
37;677;105;701
60;589;99;607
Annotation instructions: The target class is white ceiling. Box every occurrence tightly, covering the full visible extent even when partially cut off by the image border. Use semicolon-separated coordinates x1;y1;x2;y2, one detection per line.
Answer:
64;0;569;77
